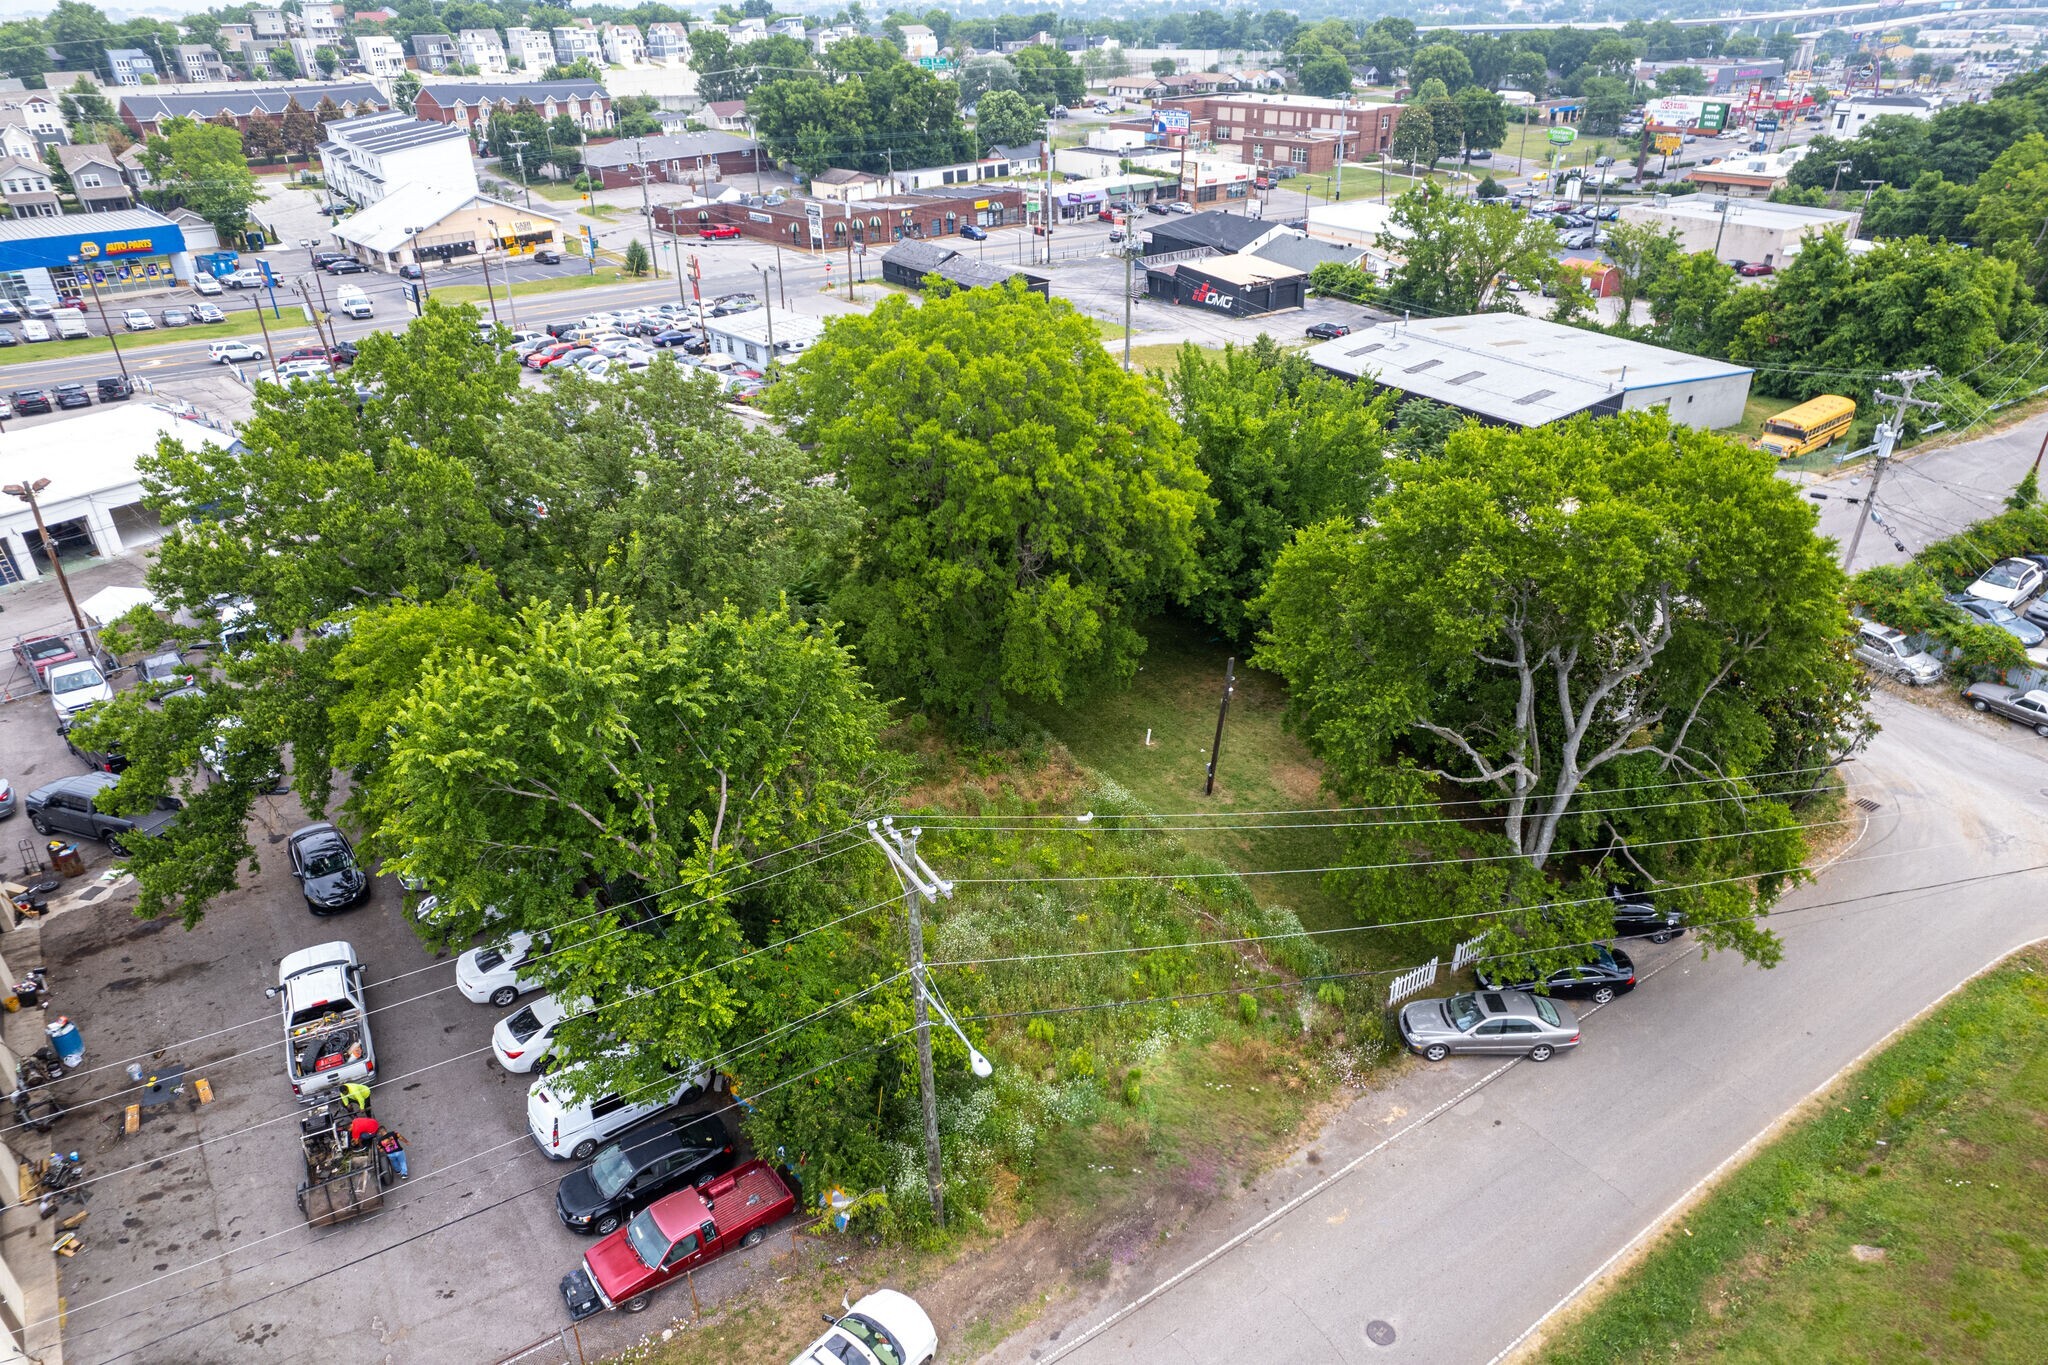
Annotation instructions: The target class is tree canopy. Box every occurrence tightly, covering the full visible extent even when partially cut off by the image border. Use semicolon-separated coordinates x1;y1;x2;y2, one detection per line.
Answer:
1380;185;1557;315
139;117;259;239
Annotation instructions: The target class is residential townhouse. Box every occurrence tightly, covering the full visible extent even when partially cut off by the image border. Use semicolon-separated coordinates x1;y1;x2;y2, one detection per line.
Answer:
702;100;751;132
504;28;557;71
646;23;690;65
304;5;346;44
172;44;230;82
0;124;36;162
1;95;63;141
290;38;330;77
357;35;407;79
56;143;134;212
730;19;768;41
412;34;460;73
119;83;391;140
458;30;509;75
319;109;477;207
899;25;939;60
0;158;60;217
412;79;612;138
117;144;151;194
550;26;605;67
252;9;289;40
105;49;158;86
770;17;806;39
601;24;646;67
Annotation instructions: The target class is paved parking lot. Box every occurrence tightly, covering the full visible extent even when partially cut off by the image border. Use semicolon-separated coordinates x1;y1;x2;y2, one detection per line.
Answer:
0;639;811;1364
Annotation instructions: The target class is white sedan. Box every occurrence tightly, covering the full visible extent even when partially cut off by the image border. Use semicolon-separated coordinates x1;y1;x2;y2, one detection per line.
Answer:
789;1290;937;1365
190;275;223;296
122;308;155;331
491;991;583;1072
210;340;265;363
1965;556;2046;607
456;930;545;1008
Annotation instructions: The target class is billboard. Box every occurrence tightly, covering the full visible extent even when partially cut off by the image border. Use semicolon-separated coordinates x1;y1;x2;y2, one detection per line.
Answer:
1154;110;1191;134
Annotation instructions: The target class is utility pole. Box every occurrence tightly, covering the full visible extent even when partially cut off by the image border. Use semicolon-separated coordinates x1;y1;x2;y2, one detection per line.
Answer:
476;250;501;327
249;291;276;362
632;138;660;277
506;135;533;209
1043;115;1056;266
70;257;127;381
1204;656;1236;797
1844;368;1940;572
1712;195;1732;259
3;480;87;632
1122;242;1135;371
867;819;955;1228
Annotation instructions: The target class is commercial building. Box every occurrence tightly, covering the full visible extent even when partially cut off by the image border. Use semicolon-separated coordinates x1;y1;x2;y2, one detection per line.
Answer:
55;144;134;212
0;208;198;302
1145;251;1306;315
704;309;825;366
1616;196;1860;268
412;79;612;138
1636;58;1786;95
1150;92;1409;172
1180;153;1256;206
1048;173;1173;218
810;168;889;203
1141;208;1288;259
330;181;562;272
889;143;1045;194
1685;146;1810;197
119;83;389;140
1829;93;1939;136
879;239;1049;295
0;406;225;582
319;110;478;208
659;187;1029;250
1306;314;1753;430
580;131;762;190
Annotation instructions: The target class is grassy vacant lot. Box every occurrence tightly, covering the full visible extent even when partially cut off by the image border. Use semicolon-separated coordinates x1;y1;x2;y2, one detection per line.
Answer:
429;267;630;307
1540;944;2048;1365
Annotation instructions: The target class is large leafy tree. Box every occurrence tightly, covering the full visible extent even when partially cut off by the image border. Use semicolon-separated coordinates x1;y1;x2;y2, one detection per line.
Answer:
1010;44;1083;109
1380;185;1556;314
973;88;1040;150
1165;340;1393;640
1388;106;1435;174
956;53;1017;109
1407;43;1474;91
1256;412;1857;974
139;117;260;239
771;284;1210;726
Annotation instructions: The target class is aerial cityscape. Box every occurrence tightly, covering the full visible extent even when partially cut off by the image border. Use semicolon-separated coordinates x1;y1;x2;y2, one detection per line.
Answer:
0;2;2040;1363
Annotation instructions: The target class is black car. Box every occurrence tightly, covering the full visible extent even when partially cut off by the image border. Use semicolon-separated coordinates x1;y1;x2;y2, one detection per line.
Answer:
11;388;51;415
328;259;370;275
1477;944;1636;1005
51;382;91;410
544;320;581;339
555;1113;737;1236
1607;885;1686;943
0;328;15;347
645;328;692;348
1305;322;1351;341
1146;201;1171;215
533;248;563;265
311;253;349;269
97;375;133;401
287;821;370;914
329;341;359;367
25;773;178;854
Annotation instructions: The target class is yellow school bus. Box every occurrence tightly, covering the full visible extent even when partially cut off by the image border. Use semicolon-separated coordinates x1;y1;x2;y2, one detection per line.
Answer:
1759;395;1856;459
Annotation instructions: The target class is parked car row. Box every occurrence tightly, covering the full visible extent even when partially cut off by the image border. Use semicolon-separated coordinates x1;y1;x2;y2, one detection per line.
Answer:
8;377;133;416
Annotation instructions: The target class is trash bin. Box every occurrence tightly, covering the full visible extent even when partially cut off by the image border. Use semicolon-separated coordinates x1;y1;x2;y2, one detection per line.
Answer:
49;844;85;878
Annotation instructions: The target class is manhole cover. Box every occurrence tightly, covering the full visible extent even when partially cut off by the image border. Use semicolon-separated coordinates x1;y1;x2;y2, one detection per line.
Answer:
1366;1320;1397;1346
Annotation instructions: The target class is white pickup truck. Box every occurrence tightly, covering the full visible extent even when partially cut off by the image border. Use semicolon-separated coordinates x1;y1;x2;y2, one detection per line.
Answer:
270;942;375;1103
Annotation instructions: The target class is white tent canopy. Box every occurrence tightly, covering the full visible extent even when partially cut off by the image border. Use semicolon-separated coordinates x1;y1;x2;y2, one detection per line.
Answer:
80;584;158;628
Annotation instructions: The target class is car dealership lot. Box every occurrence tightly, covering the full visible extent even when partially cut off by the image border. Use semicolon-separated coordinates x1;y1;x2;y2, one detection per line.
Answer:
2;707;791;1362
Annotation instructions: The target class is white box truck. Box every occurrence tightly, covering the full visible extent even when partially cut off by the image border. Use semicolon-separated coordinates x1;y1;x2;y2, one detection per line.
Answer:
334;286;373;320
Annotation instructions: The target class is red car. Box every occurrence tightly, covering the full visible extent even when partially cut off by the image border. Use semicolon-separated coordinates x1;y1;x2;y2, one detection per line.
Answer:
525;341;578;369
698;224;741;240
1738;261;1775;277
560;1161;795;1318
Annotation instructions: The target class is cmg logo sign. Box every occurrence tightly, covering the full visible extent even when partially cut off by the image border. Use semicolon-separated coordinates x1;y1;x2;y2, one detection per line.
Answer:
1189;281;1233;310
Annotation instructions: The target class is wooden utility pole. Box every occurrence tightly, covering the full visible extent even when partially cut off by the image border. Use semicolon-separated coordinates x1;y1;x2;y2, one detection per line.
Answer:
1844;369;1940;572
1204;657;1236;797
867;820;954;1227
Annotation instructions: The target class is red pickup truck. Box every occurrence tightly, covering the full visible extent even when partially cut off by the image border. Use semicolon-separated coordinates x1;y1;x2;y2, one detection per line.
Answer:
699;224;741;240
560;1161;795;1319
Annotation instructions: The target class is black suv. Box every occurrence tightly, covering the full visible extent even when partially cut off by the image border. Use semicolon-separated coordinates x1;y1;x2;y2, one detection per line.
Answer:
287;821;369;914
555;1113;736;1236
51;382;91;410
97;375;133;401
1607;885;1686;943
25;773;178;853
11;388;51;415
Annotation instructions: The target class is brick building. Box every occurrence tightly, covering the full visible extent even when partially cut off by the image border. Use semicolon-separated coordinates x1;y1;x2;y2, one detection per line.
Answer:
1144;92;1407;175
411;80;612;139
655;186;1028;252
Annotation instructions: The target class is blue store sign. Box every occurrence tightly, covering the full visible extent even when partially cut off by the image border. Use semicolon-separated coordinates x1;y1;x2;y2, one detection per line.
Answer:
0;216;188;274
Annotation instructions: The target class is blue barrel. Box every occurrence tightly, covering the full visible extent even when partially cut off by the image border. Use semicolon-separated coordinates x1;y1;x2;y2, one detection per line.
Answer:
46;1017;83;1068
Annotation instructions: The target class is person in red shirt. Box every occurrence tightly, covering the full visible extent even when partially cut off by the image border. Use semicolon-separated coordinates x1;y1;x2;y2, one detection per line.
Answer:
348;1115;380;1147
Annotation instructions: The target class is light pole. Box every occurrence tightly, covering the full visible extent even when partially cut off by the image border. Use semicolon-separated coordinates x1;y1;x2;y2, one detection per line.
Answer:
4;479;88;633
487;219;519;331
298;237;333;321
752;262;778;371
67;254;127;382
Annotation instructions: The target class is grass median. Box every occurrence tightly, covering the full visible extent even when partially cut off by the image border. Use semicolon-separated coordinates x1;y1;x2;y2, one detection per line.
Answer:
0;307;318;368
1538;943;2048;1364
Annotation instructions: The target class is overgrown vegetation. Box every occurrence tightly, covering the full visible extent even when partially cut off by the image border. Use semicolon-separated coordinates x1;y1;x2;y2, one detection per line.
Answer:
1846;495;2048;675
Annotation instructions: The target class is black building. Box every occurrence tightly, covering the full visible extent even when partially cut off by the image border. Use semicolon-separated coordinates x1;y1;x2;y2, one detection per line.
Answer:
879;241;1049;296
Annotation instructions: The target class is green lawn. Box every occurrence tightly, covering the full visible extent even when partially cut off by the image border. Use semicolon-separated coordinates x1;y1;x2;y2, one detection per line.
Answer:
1298;164;1434;204
518;178;589;203
427;267;632;307
1539;944;2048;1365
0;308;321;368
1021;616;1352;931
1122;340;1202;373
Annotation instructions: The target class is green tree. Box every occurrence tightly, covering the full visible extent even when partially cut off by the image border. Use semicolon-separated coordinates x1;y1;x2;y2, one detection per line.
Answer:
279;99;322;161
1407;43;1475;92
139;117;260;239
0;20;52;85
1300;50;1354;100
623;237;651;275
1455;86;1509;154
1152;57;1177;79
1655;65;1706;95
770;284;1211;725
1965;134;2048;294
1255;411;1853;973
1166;341;1393;639
1011;44;1083;108
1380;185;1556;314
316;46;342;77
1601;219;1685;326
1389;105;1436;174
613;93;664;138
1423;94;1464;165
956;53;1017;108
269;46;300;80
974;88;1040;149
393;71;422;111
58;76;121;142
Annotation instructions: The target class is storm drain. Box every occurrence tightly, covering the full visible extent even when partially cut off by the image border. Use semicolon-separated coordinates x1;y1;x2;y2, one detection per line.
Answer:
1854;798;1881;812
1365;1320;1397;1347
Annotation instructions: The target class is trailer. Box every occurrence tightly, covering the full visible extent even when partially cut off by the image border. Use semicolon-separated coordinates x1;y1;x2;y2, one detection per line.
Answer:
297;1103;388;1228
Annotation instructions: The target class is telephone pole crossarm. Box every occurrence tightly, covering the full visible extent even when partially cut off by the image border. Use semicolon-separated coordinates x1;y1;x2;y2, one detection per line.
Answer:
1843;368;1941;572
867;818;956;1228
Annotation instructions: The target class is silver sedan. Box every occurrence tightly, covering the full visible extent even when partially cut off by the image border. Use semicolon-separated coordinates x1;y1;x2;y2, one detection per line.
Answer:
1399;989;1581;1063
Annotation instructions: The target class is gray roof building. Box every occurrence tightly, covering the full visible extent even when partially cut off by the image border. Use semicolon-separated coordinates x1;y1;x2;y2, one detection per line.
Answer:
1142;209;1288;257
119;82;388;136
880;240;1048;294
1250;232;1367;274
579;130;758;169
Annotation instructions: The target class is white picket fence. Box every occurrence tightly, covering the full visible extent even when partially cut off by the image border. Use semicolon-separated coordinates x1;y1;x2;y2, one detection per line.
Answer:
1386;957;1439;1008
1450;934;1489;974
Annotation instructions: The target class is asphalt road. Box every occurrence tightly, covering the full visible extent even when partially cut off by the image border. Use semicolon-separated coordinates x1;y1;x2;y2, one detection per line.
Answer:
993;691;2048;1365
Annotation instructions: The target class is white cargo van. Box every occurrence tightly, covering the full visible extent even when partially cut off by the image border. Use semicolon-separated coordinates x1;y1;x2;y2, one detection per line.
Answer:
334;286;373;320
54;314;89;340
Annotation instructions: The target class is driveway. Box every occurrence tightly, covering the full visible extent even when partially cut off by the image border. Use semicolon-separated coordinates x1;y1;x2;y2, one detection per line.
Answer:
991;690;2048;1364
